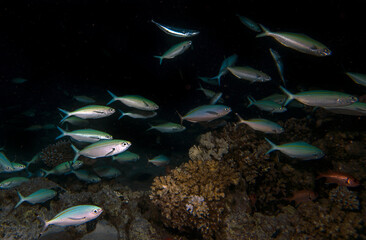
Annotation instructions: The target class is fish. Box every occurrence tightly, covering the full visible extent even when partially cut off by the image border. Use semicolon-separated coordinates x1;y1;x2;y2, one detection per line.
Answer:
73;95;96;104
118;109;157;120
323;102;366;116
316;172;360;187
11;77;28;84
209;92;223;105
71;139;131;163
151;19;199;38
55;126;113;143
148;154;170;167
15;189;57;209
112;151;140;163
147;122;186;133
235;113;284;134
61;116;89;127
68;169;101;183
154;40;192;65
58;105;115;123
93;166;121;178
236;14;261;32
196;83;217;98
280;86;358;107
211;54;238;86
256;24;331;57
24;124;43;131
179;105;231;123
41;161;84;177
11;162;26;172
107;91;159;111
247;96;287;113
227;66;271;83
24;152;41;169
42;205;103;232
0;152;15;173
269;48;286;87
0;177;29;189
285;190;318;205
265;138;324;160
345;72;366;87
197;76;219;86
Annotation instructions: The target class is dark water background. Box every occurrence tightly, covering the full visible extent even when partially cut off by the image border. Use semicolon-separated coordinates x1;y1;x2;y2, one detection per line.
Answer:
0;1;365;162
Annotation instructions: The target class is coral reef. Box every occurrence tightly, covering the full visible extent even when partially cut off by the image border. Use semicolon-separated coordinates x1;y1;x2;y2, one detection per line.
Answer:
329;186;360;210
40;140;75;168
150;158;240;239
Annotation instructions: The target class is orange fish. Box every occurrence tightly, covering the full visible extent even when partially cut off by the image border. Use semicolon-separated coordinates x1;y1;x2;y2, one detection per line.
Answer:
285;190;318;205
317;172;360;187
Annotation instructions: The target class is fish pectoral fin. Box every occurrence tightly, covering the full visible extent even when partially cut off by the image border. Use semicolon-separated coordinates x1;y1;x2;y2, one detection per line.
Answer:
310;45;318;50
142;101;149;107
206;111;219;115
89;136;100;139
68;217;86;221
93;111;104;114
105;148;116;156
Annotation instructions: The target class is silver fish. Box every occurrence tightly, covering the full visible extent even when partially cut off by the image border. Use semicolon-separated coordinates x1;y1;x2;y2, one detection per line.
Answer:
107;91;159;111
236;14;261;32
71;139;131;163
42;205;103;232
269;48;286;87
227;66;271;83
73;95;96;104
56;127;113;143
247;96;287;113
0;177;29;189
236;113;284;134
15;189;57;209
147;122;186;133
112;151;140;163
257;24;331;57
93;166;121;178
68;169;101;183
118;109;157;120
59;105;115;122
154;40;192;64
179;105;231;123
151;19;199;38
345;72;366;87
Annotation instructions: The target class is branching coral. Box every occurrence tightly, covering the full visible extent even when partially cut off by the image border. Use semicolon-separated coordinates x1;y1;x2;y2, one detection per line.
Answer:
150;158;240;239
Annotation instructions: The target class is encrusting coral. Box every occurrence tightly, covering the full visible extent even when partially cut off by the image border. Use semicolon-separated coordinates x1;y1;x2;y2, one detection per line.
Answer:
150;158;240;239
40;140;74;168
329;186;360;210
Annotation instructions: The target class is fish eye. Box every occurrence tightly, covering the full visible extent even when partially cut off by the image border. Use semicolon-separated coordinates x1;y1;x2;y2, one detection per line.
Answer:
109;108;114;112
93;209;98;214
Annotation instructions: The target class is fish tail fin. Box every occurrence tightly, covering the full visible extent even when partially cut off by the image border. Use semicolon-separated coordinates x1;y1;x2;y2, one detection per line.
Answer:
264;137;278;155
40;217;49;233
154;56;163;65
146;125;153;131
70;144;80;164
279;86;294;106
176;111;184;126
235;113;246;124
247;96;256;107
14;192;25;209
107;90;117;105
196;82;204;91
58;108;70;123
55;126;67;140
256;24;271;38
118;110;125;120
41;169;51;177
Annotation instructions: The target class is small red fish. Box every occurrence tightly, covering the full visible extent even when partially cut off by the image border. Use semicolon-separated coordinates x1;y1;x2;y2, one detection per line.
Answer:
285;190;318;205
317;172;360;187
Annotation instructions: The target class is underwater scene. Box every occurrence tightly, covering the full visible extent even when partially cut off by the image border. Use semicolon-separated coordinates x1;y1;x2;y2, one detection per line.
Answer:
0;1;366;239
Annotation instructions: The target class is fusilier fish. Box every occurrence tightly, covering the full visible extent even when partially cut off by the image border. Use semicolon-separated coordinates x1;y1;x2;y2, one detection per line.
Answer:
107;91;159;111
112;151;140;163
42;205;103;232
71;139;131;163
148;154;170;167
345;72;366;87
61;116;89;127
236;113;284;134
209;92;223;105
198;76;219;86
11;162;26;172
247;96;287;113
56;127;113;143
179;105;231;123
269;48;286;87
211;54;238;86
265;138;324;160
257;24;331;57
147;122;186;133
0;177;29;189
280;86;358;107
154;40;192;65
118;109;157;119
15;189;57;209
0;152;15;173
323;102;366;116
236;14;261;32
41;161;84;177
227;66;271;83
93;166;121;178
68;169;101;183
59;105;115;123
73;95;96;104
151;19;199;38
